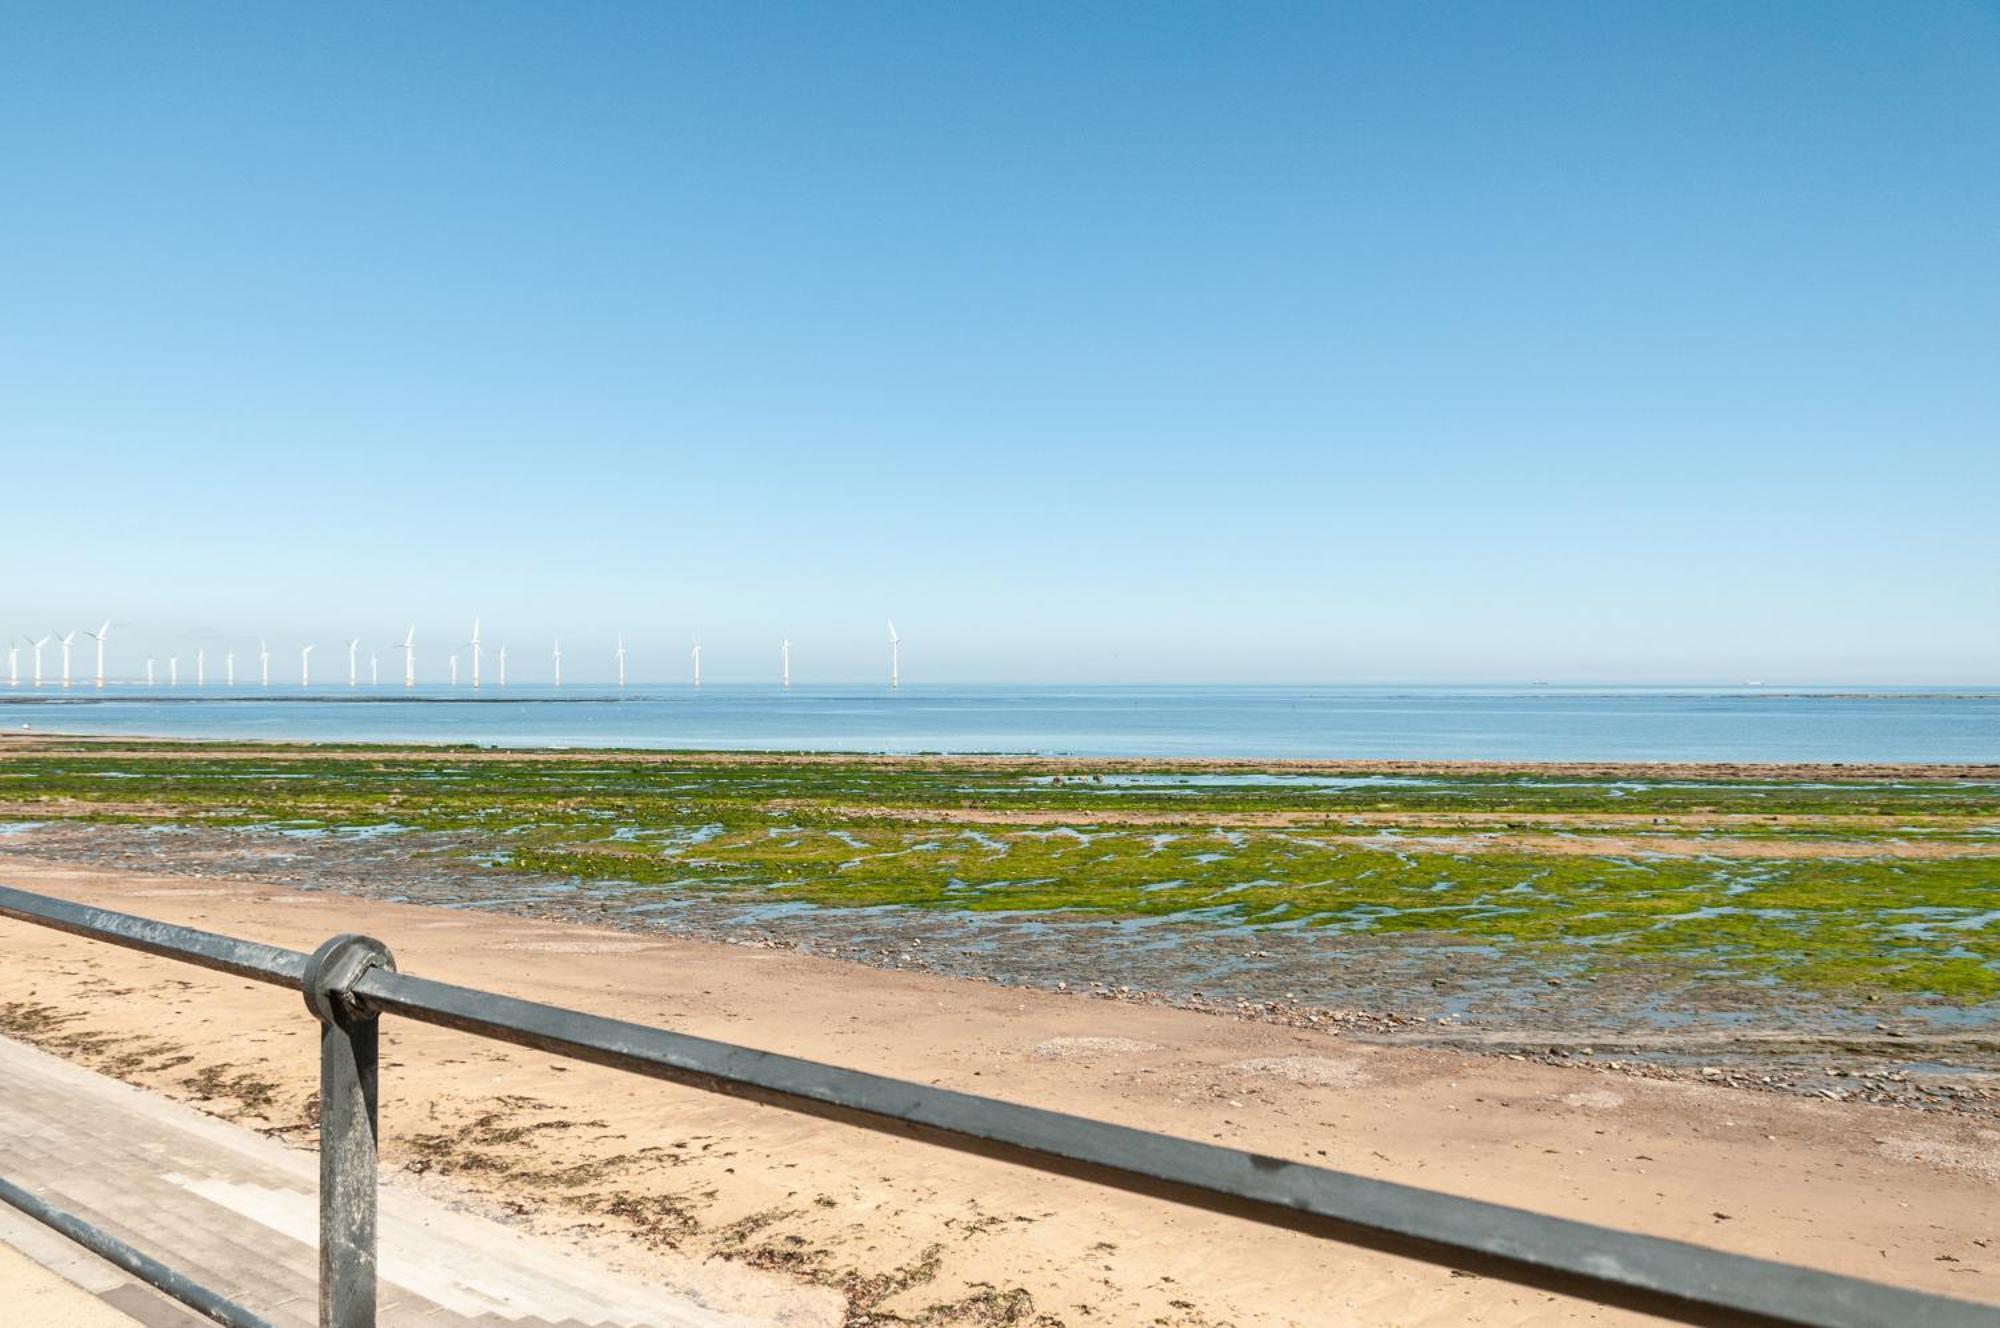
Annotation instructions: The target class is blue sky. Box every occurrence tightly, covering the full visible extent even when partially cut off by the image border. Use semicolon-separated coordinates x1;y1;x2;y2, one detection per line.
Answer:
3;3;1995;684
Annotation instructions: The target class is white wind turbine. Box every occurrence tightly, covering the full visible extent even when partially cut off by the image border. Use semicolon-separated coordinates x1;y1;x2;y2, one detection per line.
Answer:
615;635;627;689
27;635;48;688
497;644;507;688
5;643;17;688
448;654;459;687
55;630;76;688
145;658;156;687
781;638;791;689
552;637;563;688
84;621;110;689
690;639;701;688
468;618;482;690
888;620;901;690
196;648;206;688
259;640;271;688
370;652;379;686
226;650;236;688
300;644;315;688
347;639;360;688
401;627;416;689
169;656;179;687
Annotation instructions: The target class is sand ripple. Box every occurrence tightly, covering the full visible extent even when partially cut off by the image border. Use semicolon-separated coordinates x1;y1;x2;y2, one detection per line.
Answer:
1032;1036;1159;1060
1229;1055;1368;1087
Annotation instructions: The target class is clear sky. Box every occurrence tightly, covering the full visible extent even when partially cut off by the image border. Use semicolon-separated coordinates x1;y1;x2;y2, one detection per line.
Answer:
3;3;1995;685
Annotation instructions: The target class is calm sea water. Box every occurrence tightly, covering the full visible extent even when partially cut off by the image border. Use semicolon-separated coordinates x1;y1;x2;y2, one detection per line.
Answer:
2;685;1994;761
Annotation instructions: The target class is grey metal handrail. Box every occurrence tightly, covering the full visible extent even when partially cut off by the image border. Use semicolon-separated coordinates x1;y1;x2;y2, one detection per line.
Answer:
0;883;1993;1328
0;1174;275;1328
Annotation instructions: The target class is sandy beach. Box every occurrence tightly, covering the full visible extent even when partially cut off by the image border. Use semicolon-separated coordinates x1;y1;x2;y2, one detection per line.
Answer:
1;857;1994;1326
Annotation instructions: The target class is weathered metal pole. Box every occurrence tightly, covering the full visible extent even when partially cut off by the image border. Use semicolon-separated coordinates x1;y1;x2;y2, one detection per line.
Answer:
302;934;395;1328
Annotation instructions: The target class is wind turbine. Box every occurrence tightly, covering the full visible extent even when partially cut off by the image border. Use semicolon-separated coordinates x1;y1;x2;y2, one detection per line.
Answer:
27;636;48;688
196;648;206;688
615;636;627;689
4;644;16;688
401;627;415;689
468;618;482;690
56;631;76;689
226;650;236;688
690;639;701;688
259;640;271;688
497;644;507;688
300;644;315;688
552;638;563;688
145;659;156;687
169;657;179;687
888;620;901;690
84;621;110;689
346;639;360;688
448;653;459;687
370;652;379;686
781;639;791;689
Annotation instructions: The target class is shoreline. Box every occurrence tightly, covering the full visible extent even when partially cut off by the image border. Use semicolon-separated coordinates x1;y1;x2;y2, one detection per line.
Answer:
0;859;1994;1324
2;735;1996;1100
5;731;1998;779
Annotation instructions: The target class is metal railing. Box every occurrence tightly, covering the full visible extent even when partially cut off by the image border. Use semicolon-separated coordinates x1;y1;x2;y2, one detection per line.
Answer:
0;883;1991;1328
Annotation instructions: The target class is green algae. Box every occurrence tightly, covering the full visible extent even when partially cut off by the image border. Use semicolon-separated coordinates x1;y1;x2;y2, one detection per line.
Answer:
4;746;1998;1001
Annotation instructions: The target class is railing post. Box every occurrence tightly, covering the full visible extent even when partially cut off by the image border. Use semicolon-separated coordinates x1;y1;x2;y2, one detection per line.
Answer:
302;934;396;1328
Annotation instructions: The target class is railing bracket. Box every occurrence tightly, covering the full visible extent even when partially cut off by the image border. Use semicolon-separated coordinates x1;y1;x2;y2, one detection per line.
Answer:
302;934;395;1025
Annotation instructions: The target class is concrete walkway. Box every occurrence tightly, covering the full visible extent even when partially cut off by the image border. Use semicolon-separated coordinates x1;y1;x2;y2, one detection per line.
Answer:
0;1037;800;1328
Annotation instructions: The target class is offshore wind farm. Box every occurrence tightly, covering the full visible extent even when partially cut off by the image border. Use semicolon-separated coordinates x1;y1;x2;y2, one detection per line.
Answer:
7;618;909;692
7;616;1995;760
5;612;1997;759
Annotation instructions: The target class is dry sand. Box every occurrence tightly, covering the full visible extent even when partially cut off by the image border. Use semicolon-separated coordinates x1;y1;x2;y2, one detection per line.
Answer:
0;857;1995;1326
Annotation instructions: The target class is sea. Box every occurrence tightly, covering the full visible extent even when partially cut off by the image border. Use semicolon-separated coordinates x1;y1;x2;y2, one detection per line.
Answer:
1;684;1995;762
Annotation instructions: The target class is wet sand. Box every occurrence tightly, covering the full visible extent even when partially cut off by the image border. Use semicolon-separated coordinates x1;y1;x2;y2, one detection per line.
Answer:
4;817;1995;1108
0;858;1994;1325
7;820;1992;1112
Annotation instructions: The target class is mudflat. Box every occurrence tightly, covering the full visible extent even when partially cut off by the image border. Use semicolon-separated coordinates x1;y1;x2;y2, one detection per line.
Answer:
2;741;1996;1103
0;860;1995;1326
